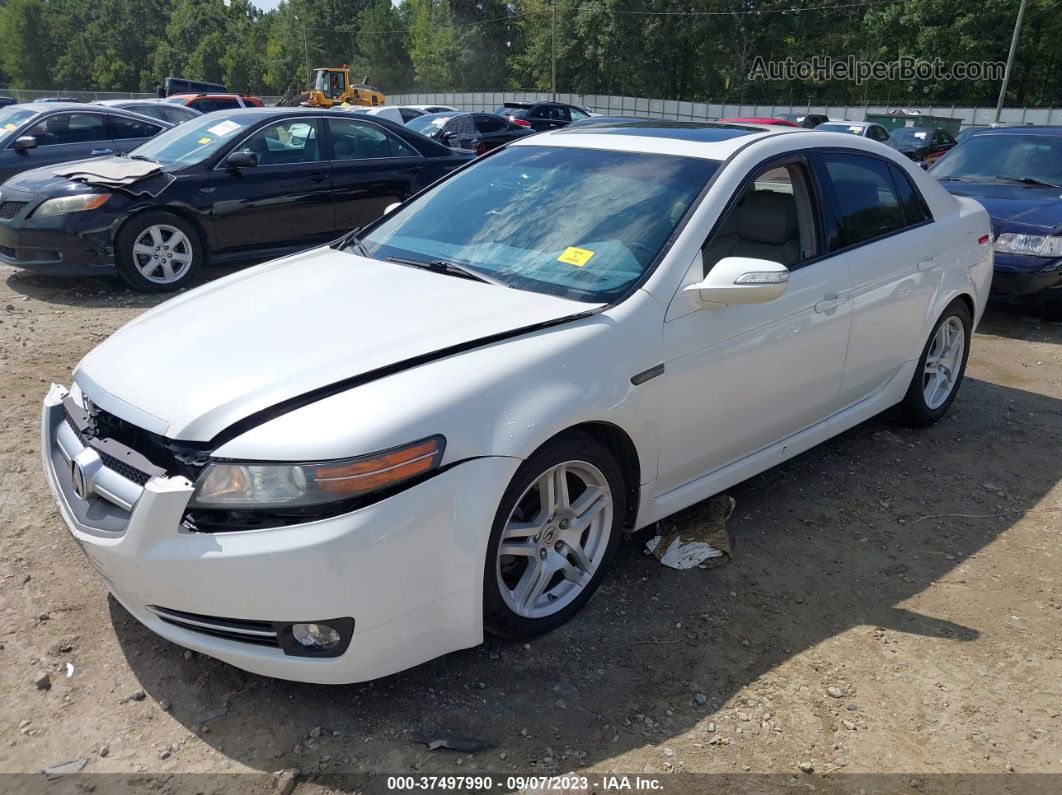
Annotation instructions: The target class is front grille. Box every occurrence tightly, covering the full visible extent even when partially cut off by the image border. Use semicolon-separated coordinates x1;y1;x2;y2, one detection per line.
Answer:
146;606;280;648
0;200;28;220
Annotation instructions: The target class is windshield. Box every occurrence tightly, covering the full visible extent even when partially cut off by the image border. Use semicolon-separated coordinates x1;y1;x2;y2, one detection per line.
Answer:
406;114;451;135
891;128;932;146
0;107;39;143
931;133;1062;184
357;145;718;303
128;115;253;166
818;122;863;135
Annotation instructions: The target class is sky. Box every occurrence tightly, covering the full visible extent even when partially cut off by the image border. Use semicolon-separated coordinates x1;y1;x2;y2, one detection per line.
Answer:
252;0;282;10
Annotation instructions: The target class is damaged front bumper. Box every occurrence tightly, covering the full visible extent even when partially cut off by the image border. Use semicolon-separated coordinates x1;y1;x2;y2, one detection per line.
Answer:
42;383;518;683
0;187;116;275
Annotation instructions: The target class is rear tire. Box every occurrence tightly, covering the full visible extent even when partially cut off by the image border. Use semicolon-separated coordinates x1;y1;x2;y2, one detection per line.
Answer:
899;299;972;427
115;211;203;293
483;434;625;640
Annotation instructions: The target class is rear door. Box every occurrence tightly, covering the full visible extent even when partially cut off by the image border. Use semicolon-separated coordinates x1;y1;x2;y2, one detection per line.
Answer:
472;115;511;154
813;151;942;406
8;111;113;173
326;116;423;231
107;113;166;154
211;117;335;254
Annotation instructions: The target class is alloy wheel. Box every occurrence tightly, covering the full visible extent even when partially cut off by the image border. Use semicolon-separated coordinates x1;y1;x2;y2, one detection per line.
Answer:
132;224;194;285
923;316;965;409
496;461;613;619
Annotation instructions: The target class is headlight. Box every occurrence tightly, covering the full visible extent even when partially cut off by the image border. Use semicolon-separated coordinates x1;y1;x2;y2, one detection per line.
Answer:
33;193;110;218
189;435;445;509
994;232;1062;258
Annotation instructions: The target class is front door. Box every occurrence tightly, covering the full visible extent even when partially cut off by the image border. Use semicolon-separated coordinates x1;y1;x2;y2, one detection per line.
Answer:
326;116;422;232
211;117;334;255
656;159;853;493
4;111;113;180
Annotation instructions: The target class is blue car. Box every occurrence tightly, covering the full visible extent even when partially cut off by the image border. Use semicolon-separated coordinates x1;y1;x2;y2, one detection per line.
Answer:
931;127;1062;319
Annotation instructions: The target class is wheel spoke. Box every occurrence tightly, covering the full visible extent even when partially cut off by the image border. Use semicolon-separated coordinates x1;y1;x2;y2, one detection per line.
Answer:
513;558;552;613
133;243;155;258
503;520;540;540
149;226;163;247
568;485;608;533
170;251;192;265
558;540;595;585
138;260;158;276
499;540;537;557
161;260;175;280
538;465;570;520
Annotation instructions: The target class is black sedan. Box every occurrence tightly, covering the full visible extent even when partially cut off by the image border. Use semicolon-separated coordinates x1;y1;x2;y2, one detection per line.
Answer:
890;126;958;165
406;111;535;155
0;108;473;291
0;103;172;183
494;101;593;131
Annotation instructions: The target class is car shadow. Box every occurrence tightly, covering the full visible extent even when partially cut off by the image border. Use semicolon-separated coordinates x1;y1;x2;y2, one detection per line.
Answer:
104;373;1062;782
976;301;1062;343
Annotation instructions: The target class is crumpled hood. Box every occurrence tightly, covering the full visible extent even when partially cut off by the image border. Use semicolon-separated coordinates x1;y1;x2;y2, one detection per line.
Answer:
75;247;591;442
942;182;1062;235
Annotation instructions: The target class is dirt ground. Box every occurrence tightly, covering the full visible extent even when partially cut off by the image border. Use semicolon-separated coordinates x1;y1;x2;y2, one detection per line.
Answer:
0;262;1060;794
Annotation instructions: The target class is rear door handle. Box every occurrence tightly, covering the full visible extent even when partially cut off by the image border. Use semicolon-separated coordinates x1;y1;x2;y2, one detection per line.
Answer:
308;171;327;183
814;291;850;314
91;148;113;156
404;165;423;175
917;258;935;271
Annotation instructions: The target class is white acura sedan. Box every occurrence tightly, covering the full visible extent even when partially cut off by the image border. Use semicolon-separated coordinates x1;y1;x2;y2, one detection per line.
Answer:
42;121;992;683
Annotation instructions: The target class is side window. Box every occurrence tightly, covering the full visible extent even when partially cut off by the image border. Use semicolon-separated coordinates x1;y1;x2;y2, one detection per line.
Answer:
162;106;196;124
890;164;933;226
24;112;107;146
702;161;818;272
570;107;590;121
127;104;167;122
868;125;888;142
474;115;505;134
821;153;905;248
550;106;571;122
528;106;549;120
450;116;475;137
194;99;239;113
327;118;417;160
110;115;164;140
398;107;422;123
236;119;321;165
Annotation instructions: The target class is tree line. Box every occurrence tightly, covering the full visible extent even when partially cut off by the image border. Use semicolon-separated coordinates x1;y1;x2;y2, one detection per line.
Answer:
0;0;1058;106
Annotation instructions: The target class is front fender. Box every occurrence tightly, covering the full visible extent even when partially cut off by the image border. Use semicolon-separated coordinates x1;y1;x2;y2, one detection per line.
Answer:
213;293;666;486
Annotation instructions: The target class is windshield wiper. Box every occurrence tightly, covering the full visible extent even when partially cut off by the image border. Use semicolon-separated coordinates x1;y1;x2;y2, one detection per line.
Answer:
331;227;370;256
128;154;158;163
386;256;508;287
937;176;970;183
994;175;1062;189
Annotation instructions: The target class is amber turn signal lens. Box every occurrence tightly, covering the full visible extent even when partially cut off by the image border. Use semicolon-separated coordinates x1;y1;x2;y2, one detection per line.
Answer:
314;437;443;495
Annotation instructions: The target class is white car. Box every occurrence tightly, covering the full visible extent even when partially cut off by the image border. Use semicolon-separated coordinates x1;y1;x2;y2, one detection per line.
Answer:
345;105;427;125
815;120;904;152
405;104;458;114
42;123;992;684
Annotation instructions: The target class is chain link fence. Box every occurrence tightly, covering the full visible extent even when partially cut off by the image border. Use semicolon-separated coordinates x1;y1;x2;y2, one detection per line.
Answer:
388;90;1062;128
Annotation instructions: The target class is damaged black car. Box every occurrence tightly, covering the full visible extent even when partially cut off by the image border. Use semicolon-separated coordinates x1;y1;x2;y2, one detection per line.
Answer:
0;108;474;291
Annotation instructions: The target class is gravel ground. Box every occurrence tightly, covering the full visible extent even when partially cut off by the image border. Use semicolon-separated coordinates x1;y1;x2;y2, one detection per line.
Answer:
1;263;1060;793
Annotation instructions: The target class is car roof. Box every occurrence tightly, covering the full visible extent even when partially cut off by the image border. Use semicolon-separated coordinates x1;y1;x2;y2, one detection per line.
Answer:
969;126;1062;135
516;121;799;160
8;102;85;112
820;120;869;127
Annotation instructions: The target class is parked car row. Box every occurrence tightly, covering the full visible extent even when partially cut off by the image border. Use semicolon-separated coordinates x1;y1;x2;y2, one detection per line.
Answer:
41;118;993;683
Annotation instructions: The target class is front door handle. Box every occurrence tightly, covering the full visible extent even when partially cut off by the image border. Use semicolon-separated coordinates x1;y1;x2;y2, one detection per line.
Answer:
814;291;850;314
404;165;423;175
917;258;935;271
91;148;113;156
308;171;327;183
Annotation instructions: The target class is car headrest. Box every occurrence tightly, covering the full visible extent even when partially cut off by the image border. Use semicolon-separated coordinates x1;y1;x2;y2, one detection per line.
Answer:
736;190;798;245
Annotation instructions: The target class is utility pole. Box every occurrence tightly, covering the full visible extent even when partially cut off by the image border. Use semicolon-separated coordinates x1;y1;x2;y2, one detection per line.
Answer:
994;0;1028;124
551;0;557;101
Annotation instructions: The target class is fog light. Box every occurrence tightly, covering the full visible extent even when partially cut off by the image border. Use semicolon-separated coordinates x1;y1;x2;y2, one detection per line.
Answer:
291;622;341;650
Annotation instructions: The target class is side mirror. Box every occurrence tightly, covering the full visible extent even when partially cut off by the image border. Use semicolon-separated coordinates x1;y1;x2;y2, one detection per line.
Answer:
225;151;258;169
383;201;401;215
13;135;37;151
683;256;789;307
441;132;458;147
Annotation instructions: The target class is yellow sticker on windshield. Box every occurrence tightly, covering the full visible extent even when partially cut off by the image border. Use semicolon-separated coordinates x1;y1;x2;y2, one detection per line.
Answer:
3;123;15;130
558;246;594;266
198;137;212;145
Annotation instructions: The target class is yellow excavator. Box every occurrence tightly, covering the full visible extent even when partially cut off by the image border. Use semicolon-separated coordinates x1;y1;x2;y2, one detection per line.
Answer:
277;66;385;108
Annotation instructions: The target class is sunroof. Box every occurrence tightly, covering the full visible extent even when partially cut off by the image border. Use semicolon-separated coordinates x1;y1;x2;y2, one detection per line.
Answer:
556;121;764;142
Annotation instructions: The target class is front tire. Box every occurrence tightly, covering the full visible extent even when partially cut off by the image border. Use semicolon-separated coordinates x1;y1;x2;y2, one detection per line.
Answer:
115;212;203;292
483;434;625;639
899;299;972;427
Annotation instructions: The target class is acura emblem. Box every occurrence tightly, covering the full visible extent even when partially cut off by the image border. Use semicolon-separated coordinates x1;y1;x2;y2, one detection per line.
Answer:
69;448;102;501
71;459;89;500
